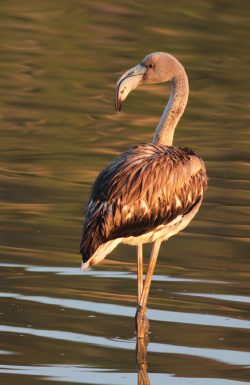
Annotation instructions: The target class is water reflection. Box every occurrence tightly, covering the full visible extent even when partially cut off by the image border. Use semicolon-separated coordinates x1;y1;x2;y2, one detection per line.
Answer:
136;337;150;385
2;324;250;366
1;0;250;384
2;292;249;329
1;364;250;385
177;292;250;304
0;262;228;283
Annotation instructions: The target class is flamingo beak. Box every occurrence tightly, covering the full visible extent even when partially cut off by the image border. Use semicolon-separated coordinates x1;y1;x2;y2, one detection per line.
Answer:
80;261;88;272
115;64;146;112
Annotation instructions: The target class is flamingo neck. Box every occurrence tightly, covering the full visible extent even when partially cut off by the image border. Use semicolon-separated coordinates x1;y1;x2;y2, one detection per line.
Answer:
153;66;189;146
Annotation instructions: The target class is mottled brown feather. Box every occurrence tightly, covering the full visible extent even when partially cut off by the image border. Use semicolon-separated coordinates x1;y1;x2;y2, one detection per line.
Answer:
80;144;207;261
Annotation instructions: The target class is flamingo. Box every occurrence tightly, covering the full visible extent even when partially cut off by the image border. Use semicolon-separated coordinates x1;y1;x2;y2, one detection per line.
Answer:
80;52;208;337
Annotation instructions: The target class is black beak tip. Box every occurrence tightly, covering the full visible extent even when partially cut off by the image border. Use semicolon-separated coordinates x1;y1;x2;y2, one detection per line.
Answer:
115;100;122;112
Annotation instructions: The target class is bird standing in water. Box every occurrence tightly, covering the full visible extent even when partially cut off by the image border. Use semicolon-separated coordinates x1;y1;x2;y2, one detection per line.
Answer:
80;52;207;337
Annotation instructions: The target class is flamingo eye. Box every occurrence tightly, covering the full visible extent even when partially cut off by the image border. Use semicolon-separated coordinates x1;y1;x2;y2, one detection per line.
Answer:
148;63;153;68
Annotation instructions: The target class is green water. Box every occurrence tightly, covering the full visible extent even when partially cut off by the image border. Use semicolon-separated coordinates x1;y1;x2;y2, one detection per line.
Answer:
0;1;250;384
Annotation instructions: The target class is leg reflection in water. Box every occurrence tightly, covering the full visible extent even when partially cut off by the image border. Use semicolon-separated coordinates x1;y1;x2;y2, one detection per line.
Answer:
136;335;150;385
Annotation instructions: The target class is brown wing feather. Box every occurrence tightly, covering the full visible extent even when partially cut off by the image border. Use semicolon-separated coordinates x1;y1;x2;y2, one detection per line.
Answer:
80;144;207;261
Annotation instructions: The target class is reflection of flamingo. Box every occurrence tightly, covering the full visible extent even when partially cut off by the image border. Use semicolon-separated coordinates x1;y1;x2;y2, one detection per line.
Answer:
136;336;150;385
80;52;207;337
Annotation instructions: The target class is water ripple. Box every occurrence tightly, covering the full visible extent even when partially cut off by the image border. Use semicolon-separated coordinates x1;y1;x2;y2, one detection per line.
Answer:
1;292;249;330
0;350;15;355
1;325;250;366
0;364;249;385
177;292;250;304
0;263;227;283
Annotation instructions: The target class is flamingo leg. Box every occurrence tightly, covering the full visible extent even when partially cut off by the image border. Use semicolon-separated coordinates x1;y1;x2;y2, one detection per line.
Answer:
140;240;161;309
137;243;143;303
136;240;161;338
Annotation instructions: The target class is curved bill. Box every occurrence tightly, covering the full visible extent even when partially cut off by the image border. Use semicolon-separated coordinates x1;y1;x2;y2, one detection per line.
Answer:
115;64;146;112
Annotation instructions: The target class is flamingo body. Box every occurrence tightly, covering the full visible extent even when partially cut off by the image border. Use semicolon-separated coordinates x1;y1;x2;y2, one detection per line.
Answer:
80;143;207;270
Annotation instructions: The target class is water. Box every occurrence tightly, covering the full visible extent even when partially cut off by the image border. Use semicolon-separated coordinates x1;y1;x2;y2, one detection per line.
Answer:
0;1;250;384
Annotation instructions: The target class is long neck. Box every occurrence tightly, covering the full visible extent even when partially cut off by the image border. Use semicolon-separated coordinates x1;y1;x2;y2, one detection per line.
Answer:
153;67;189;146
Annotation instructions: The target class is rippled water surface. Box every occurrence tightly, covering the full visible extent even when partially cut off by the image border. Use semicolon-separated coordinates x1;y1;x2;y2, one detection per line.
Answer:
1;1;250;384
